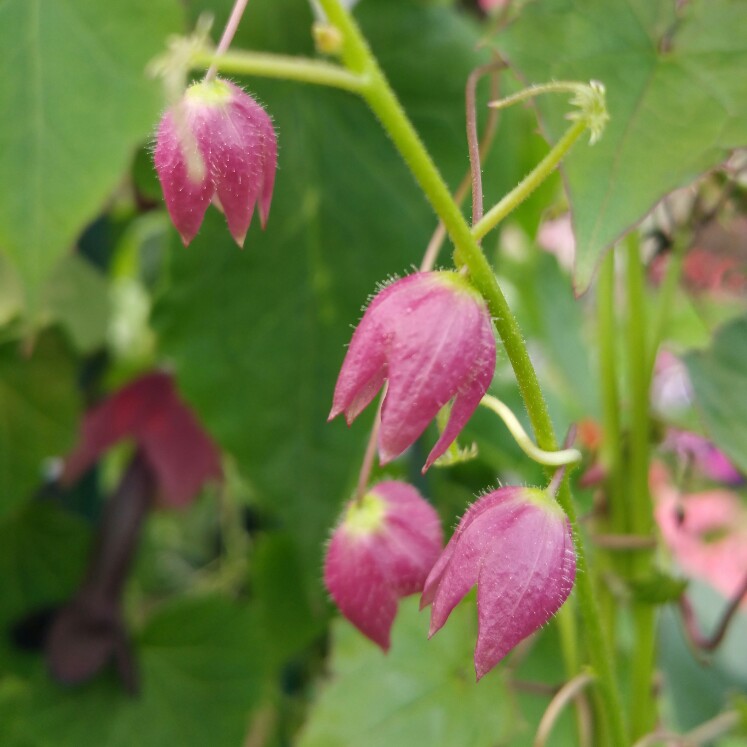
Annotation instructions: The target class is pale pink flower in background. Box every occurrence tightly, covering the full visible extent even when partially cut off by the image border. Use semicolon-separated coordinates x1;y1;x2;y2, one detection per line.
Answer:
650;350;693;415
155;77;277;247
421;486;576;679
651;462;747;605
537;213;576;272
329;272;496;471
324;481;443;650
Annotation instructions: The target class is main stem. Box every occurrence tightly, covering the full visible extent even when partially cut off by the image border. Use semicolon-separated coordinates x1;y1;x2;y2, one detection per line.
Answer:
319;2;627;744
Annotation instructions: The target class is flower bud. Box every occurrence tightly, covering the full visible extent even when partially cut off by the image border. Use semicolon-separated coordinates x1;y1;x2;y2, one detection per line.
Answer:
154;77;277;247
329;272;496;471
324;481;443;650
421;486;576;679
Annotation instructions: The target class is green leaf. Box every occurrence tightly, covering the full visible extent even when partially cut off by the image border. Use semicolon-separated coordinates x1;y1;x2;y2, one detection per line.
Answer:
0;0;183;312
684;314;747;473
0;333;79;518
298;596;513;747
7;595;267;747
497;0;747;290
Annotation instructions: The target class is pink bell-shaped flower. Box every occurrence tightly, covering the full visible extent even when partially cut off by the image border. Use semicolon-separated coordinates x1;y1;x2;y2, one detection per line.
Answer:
421;486;576;679
154;77;277;247
329;272;496;471
324;481;443;650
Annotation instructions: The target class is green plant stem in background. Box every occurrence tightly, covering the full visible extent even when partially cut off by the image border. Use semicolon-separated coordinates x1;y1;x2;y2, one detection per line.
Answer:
625;234;657;739
598;250;627;536
596;249;625;639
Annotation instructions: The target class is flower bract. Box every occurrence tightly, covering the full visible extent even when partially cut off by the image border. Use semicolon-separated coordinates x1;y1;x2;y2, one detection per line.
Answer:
329;271;496;471
421;486;576;679
324;481;443;650
155;77;277;247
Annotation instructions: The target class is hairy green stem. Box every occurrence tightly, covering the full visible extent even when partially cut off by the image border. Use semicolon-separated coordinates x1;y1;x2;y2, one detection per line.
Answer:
472;118;587;242
193;50;365;92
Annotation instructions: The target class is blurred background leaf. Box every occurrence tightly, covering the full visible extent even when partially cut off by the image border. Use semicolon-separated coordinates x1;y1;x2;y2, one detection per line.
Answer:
685;314;747;473
0;0;184;312
497;0;747;290
298;596;513;747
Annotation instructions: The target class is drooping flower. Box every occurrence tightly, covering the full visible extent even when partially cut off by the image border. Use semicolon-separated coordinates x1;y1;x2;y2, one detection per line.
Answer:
329;272;496;471
324;481;443;650
154;77;277;247
421;486;576;679
62;371;222;507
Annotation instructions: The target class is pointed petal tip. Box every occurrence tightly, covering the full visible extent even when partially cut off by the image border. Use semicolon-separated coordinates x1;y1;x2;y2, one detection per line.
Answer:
259;205;270;230
231;231;247;249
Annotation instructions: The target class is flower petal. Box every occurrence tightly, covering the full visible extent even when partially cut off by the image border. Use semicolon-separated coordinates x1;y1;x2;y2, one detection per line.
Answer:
474;507;575;678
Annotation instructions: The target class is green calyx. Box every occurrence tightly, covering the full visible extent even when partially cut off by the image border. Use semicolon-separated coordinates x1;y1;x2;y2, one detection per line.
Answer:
524;487;567;519
343;491;387;536
185;78;233;106
433;270;484;304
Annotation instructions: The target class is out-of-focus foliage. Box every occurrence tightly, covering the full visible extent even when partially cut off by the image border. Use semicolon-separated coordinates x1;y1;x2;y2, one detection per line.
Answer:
0;0;746;745
498;0;747;290
685;314;747;473
0;0;184;311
